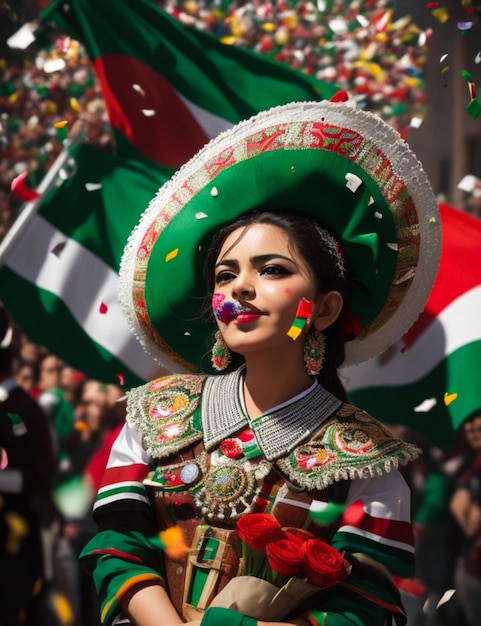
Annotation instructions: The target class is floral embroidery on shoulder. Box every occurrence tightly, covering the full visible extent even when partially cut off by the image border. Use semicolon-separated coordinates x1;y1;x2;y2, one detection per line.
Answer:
276;403;421;491
126;373;207;458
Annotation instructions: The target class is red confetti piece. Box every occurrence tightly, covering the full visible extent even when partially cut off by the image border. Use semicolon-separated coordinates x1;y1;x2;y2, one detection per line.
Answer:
99;302;108;314
10;171;40;202
116;373;125;386
330;90;350;103
51;242;67;257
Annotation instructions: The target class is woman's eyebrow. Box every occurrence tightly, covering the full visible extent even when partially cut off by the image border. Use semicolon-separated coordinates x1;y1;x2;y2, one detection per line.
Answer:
215;253;293;269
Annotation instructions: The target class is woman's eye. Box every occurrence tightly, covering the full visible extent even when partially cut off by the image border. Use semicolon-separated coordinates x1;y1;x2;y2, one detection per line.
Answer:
261;265;291;277
215;270;236;284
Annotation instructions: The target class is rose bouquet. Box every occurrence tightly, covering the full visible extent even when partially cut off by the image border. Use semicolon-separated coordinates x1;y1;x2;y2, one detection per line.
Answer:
236;513;351;589
209;513;352;621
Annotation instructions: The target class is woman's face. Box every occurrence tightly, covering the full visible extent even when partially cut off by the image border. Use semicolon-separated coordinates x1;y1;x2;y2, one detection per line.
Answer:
213;223;338;359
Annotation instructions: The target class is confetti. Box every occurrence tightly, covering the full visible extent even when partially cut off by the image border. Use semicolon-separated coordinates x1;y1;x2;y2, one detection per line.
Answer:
195;212;208;219
85;182;102;191
210;187;219;197
457;21;473;33
431;8;449;23
141;109;156;117
0;447;8;470
52;593;75;626
51;242;67;257
466;98;481;118
414;398;437;412
159;525;190;559
53;475;93;518
69;97;82;112
10;171;40;202
165;248;179;262
132;83;146;96
345;172;363;192
444;392;458;406
116;373;125;386
436;589;456;609
54;120;69;141
309;501;346;525
99;302;108;314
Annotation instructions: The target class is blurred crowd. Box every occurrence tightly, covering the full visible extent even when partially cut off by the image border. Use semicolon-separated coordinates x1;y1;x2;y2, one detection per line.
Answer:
1;0;429;242
1;307;126;626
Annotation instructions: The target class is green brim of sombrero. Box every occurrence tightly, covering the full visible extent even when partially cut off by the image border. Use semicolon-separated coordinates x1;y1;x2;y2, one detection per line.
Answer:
119;100;441;374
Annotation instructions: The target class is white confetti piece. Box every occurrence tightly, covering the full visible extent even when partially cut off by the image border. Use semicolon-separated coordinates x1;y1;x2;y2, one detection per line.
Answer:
85;182;102;192
414;398;437;413
132;84;146;96
210;187;219;197
195;212;208;219
374;211;382;219
345;173;362;192
141;109;156;117
436;589;456;609
387;243;399;251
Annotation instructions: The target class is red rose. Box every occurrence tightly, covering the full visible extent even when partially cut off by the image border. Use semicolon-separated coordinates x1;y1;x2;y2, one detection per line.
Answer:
283;527;315;545
301;538;351;588
266;536;304;576
236;513;282;551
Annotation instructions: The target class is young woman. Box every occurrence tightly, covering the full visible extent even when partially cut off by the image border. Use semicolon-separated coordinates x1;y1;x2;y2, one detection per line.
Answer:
80;98;441;626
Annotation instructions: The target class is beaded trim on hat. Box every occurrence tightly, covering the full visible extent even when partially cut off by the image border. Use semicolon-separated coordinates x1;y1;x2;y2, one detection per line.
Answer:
202;366;342;461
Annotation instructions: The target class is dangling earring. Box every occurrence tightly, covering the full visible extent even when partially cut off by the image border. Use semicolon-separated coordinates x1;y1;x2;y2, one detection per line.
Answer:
303;330;326;375
211;330;231;371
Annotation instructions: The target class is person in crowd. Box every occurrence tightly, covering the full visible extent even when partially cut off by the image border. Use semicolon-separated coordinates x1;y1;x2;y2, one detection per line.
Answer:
0;304;57;626
450;410;481;626
37;353;75;481
55;379;126;626
14;360;39;398
79;97;441;626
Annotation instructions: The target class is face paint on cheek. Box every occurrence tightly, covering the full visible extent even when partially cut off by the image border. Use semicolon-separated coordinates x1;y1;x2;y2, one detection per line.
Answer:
212;293;243;323
286;298;313;340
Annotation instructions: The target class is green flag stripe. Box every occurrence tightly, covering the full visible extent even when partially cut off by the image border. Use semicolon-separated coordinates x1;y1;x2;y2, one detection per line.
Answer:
0;265;148;387
0;230;156;385
347;342;481;448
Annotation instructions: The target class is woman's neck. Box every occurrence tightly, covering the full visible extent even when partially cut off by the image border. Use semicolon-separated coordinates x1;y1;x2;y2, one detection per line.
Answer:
242;354;314;419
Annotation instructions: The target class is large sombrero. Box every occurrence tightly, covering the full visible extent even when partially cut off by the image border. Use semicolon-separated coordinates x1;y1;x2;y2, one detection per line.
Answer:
119;99;441;374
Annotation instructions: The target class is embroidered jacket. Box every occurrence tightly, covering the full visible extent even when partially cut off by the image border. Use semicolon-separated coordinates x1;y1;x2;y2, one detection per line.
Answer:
81;371;420;626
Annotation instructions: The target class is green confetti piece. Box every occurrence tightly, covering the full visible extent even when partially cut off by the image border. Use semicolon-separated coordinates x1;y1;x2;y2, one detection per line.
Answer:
466;98;481;118
309;501;346;525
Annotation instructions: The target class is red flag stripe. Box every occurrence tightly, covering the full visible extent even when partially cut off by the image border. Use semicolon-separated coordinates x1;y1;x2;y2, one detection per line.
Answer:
404;204;481;347
340;500;414;545
95;54;210;168
99;462;149;488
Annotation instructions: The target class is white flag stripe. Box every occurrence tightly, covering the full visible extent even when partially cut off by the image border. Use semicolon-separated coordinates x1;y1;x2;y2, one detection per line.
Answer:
178;91;233;139
3;213;158;381
345;285;481;390
338;525;416;553
93;491;150;511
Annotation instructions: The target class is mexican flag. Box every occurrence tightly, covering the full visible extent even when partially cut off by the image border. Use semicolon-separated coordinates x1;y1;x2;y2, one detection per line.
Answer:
0;0;337;388
345;204;481;450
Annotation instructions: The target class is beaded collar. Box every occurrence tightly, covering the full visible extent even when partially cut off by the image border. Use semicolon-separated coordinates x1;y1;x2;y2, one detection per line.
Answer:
202;366;342;461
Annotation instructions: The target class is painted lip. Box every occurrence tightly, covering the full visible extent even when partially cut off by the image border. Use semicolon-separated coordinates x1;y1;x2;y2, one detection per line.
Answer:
236;313;263;324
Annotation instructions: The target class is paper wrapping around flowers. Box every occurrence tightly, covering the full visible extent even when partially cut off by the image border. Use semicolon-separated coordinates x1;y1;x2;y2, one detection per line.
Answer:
209;575;321;621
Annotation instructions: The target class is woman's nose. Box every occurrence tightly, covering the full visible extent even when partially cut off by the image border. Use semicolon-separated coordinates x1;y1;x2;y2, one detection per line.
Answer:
232;273;255;299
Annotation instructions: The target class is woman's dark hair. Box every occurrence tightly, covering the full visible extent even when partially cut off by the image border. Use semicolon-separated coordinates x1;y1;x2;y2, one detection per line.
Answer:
204;211;353;401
